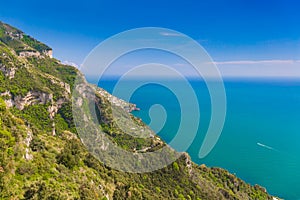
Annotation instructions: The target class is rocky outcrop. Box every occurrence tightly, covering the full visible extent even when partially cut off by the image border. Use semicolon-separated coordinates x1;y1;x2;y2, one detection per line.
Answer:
1;90;69;111
19;49;53;58
43;49;53;58
51;122;56;136
48;103;59;136
0;91;14;107
12;91;53;110
4;30;23;40
50;78;71;96
48;103;58;119
0;63;16;79
183;152;193;176
1;86;69;136
23;127;33;161
19;51;41;58
1;90;68;136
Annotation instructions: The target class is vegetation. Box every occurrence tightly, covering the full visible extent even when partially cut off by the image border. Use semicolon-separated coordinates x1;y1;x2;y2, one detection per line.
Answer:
0;21;275;199
21;35;51;53
0;21;51;54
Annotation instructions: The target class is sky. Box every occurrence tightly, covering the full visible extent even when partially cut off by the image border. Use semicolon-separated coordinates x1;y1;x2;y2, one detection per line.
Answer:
0;0;299;78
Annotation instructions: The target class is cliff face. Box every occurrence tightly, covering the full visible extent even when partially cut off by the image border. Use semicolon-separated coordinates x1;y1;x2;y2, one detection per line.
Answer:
0;22;275;199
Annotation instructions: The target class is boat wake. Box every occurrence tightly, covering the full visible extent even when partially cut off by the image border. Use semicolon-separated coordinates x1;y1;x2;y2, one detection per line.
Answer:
257;142;278;152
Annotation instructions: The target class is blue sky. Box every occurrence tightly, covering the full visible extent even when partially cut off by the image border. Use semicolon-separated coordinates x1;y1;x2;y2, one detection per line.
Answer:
0;0;299;77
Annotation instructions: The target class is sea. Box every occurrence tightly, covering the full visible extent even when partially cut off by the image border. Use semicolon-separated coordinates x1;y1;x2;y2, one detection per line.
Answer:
92;77;300;200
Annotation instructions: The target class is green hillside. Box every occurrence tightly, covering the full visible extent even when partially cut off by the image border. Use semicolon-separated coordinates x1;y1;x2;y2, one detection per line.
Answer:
0;22;275;200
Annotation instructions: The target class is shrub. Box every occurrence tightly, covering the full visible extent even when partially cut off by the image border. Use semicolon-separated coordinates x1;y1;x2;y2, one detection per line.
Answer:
56;139;81;169
173;162;179;171
30;136;45;152
0;98;6;111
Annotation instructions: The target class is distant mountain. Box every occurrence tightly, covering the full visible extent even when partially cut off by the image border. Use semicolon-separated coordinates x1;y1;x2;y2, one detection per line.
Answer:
0;21;275;199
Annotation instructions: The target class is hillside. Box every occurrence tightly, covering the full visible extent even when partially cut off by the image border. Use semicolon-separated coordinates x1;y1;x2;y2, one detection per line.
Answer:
0;22;275;199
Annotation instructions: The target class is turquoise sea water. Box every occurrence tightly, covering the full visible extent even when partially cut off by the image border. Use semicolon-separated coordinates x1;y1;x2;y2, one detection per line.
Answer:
95;78;300;200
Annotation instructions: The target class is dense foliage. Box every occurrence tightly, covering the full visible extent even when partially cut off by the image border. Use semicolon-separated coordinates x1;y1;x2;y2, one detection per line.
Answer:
21;35;51;53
